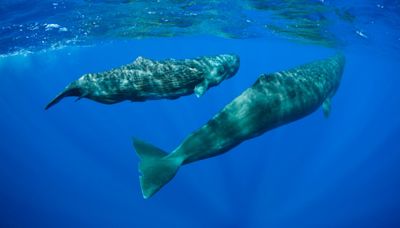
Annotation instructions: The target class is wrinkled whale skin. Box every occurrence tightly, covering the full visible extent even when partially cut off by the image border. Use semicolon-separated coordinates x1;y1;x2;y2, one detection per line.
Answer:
45;54;240;109
176;54;345;164
133;54;345;199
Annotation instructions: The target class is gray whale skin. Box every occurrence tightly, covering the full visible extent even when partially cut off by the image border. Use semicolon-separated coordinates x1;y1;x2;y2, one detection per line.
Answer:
45;54;240;109
133;54;346;199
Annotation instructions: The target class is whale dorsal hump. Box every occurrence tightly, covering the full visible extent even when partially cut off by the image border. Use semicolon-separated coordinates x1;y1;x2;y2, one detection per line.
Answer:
133;56;154;65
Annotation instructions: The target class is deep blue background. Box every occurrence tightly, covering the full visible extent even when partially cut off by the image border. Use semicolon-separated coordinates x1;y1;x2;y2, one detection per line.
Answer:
0;36;399;227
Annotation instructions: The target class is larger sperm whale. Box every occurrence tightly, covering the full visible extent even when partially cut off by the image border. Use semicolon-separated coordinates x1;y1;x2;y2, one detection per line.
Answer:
45;54;240;109
133;54;346;199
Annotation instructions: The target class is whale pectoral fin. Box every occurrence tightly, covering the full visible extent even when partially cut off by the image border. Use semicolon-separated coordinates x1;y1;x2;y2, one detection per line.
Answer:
322;98;332;118
133;138;182;199
194;80;209;97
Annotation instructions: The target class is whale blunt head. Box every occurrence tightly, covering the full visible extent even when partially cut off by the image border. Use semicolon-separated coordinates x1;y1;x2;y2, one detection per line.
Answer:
222;54;240;78
205;54;240;87
45;83;84;110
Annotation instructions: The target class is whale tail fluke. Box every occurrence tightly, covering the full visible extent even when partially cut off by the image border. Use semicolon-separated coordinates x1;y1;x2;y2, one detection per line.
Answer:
133;138;182;199
45;86;82;110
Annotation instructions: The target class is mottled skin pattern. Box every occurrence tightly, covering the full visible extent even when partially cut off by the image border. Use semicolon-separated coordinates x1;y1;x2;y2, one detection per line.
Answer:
133;54;345;199
170;54;345;164
45;54;240;109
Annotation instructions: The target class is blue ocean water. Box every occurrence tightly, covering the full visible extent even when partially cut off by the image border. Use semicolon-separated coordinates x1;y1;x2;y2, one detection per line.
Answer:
1;1;400;227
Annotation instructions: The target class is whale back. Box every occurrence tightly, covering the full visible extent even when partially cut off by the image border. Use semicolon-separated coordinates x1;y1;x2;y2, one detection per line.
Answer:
174;54;346;164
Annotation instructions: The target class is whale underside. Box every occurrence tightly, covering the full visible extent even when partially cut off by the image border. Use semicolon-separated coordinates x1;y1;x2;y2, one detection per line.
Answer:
45;54;240;109
132;54;346;199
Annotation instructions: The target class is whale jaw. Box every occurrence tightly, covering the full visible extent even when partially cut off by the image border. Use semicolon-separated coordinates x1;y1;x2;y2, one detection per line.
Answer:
45;85;83;110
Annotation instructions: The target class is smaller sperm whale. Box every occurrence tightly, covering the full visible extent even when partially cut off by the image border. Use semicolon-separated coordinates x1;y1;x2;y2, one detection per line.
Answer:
133;54;345;199
45;54;240;109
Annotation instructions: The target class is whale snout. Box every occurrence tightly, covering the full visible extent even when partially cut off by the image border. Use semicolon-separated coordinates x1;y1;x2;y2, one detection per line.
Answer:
45;84;83;110
228;54;240;77
217;54;240;79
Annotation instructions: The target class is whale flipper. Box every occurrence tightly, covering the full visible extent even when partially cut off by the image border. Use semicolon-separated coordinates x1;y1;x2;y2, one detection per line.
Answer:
133;138;182;199
194;80;209;97
322;98;332;117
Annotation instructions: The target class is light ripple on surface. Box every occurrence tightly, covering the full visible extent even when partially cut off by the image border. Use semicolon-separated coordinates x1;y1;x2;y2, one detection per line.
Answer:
0;0;399;56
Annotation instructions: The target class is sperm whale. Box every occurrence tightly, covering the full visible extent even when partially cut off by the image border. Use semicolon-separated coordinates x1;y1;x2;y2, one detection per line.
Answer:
133;54;346;199
45;54;240;109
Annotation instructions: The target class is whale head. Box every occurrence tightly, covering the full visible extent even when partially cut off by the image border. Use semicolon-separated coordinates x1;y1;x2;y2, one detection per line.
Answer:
192;54;240;97
205;54;240;85
218;54;240;79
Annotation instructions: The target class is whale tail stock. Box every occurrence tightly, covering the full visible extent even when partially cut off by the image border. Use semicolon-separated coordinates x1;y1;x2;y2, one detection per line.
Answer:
133;138;183;199
45;85;82;110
